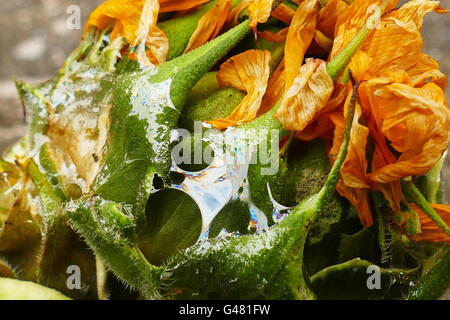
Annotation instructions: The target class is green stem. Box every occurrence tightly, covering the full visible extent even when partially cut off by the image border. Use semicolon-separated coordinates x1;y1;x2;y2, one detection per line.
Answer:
316;82;358;210
424;151;447;203
401;180;450;236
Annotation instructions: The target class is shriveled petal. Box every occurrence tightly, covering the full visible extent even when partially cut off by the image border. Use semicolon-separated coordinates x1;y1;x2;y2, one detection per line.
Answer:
294;82;349;139
274;59;333;131
337;183;374;227
344;0;446;86
260;59;285;115
284;0;319;88
410;203;450;244
388;0;447;30
249;0;274;30
159;0;211;13
342;98;370;189
366;81;450;183
271;3;295;24
328;92;370;189
406;53;447;90
85;0;168;65
317;0;348;38
184;0;232;52
208;50;272;129
259;28;288;43
226;0;252;27
330;0;398;61
295;112;337;141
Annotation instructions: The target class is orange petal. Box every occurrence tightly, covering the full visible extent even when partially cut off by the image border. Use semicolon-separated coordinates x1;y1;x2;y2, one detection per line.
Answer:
295;112;337;141
410;203;450;244
317;0;348;39
249;0;274;31
388;0;448;31
225;0;252;27
271;3;296;24
406;53;447;90
85;0;168;65
328;91;370;189
159;0;211;13
258;27;288;43
207;50;272;129
284;0;319;88
337;183;374;227
330;0;398;61
344;0;446;86
184;0;232;52
274;58;334;131
366;81;450;183
260;58;286;115
342;96;370;189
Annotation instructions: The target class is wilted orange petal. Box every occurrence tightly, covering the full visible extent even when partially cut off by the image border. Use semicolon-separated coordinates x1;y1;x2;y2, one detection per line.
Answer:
271;3;295;24
225;0;252;27
85;0;168;65
284;0;319;88
388;0;447;31
410;203;450;244
274;58;333;131
249;0;273;30
366;81;450;183
313;30;333;54
208;50;272;129
159;0;211;13
406;53;447;90
145;26;169;65
317;0;348;39
337;183;374;227
330;0;398;61
184;0;232;53
295;112;337;141
260;59;285;115
259;28;288;43
341;95;370;189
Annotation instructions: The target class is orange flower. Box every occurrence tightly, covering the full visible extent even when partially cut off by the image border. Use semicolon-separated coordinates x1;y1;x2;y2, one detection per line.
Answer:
207;50;272;129
410;203;450;244
320;0;449;227
85;0;168;65
184;0;232;52
364;81;450;184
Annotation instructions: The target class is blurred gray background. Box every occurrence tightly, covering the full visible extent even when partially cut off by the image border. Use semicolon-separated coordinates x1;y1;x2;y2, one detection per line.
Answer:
0;0;449;299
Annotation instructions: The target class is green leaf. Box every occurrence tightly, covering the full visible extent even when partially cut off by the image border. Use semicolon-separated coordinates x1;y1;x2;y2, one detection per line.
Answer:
310;258;418;300
338;228;379;264
208;200;251;238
